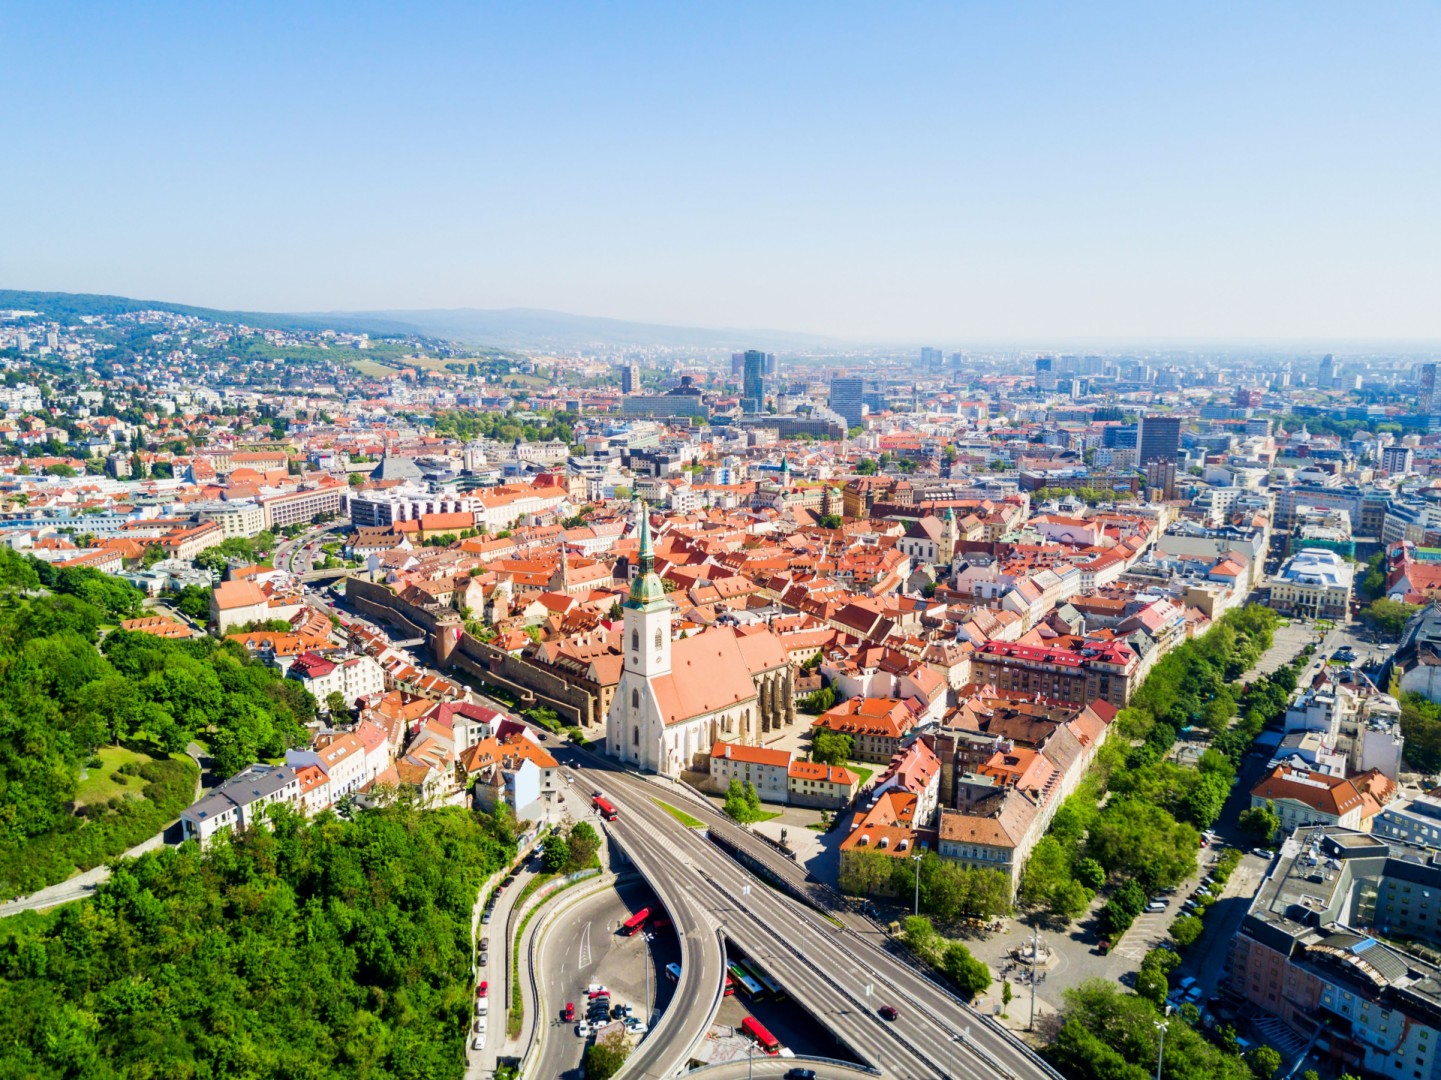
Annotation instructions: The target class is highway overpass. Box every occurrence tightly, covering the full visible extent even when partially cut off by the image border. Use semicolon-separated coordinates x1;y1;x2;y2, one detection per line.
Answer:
566;759;1062;1080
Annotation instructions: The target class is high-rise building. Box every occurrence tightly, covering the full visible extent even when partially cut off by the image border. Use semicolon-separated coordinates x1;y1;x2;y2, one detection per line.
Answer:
829;377;865;429
1318;353;1336;388
1145;459;1178;499
1035;357;1054;374
919;347;944;370
621;362;640;394
1137;414;1183;466
730;352;745;377
1421;363;1438;415
1381;445;1415;476
1234;386;1265;409
741;349;768;415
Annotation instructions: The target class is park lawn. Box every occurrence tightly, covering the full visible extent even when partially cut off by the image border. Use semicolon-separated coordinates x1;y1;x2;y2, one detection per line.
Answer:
750;810;782;823
846;762;874;787
74;745;153;808
653;798;705;829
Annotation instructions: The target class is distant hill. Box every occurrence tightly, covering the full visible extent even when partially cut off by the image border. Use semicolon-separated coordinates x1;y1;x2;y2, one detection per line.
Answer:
0;290;425;338
0;291;849;352
319;306;848;351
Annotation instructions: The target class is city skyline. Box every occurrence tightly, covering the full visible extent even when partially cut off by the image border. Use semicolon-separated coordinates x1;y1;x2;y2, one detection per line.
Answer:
2;3;1439;343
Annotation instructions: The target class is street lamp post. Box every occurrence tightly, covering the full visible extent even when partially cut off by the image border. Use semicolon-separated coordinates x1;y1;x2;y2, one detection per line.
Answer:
911;853;923;916
1155;1017;1169;1080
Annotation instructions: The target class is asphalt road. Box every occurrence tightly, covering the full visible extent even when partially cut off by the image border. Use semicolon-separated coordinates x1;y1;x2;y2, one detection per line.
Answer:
565;761;1053;1080
685;1060;880;1080
534;879;675;1080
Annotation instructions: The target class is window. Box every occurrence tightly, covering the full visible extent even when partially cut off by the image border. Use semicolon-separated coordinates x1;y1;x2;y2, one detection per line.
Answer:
632;726;639;746
631;629;639;651
632;689;639;709
655;628;663;648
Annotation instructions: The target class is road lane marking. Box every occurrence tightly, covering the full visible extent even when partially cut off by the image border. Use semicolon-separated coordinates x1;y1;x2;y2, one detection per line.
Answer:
579;919;592;970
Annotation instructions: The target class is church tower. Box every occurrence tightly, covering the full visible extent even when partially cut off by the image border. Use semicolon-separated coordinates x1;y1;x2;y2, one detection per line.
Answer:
612;507;673;771
940;504;958;564
624;509;672;678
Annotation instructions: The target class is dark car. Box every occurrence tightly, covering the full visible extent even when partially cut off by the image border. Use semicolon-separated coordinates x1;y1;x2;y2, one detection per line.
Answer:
879;1005;899;1021
479;937;489;952
786;1071;818;1080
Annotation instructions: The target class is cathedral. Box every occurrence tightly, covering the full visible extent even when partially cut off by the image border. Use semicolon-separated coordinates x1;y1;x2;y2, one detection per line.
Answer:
608;512;795;778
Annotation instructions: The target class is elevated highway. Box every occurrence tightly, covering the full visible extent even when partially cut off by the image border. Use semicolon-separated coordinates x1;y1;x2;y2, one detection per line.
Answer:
569;759;1061;1080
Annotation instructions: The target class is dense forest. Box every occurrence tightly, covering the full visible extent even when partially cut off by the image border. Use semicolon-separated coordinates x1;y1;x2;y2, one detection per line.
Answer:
0;549;316;898
0;804;516;1079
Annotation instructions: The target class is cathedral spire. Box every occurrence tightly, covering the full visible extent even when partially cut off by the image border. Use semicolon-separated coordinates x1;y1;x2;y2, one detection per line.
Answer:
627;503;667;610
637;503;655;576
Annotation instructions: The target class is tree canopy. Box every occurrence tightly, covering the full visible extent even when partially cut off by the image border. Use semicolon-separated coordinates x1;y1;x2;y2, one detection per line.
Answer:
0;804;516;1079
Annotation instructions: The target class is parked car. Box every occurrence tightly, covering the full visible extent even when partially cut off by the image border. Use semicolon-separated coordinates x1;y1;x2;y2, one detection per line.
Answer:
472;1036;484;1050
576;1021;593;1038
1252;848;1275;859
480;937;489;951
1146;901;1167;912
479;951;489;965
624;1017;647;1035
477;980;488;998
879;1005;899;1021
587;985;611;999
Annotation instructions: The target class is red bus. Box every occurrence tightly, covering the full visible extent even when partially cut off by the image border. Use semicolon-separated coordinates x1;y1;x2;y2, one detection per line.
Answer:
741;1016;780;1055
620;907;651;936
593;796;618;821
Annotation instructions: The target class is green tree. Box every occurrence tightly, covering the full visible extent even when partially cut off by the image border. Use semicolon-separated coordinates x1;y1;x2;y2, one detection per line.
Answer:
800;686;837;715
1135;964;1168;1006
1400;692;1441;773
1247;1045;1283;1080
325;691;350;717
941;940;992;999
1170;914;1205;947
1019;835;1074;909
810;727;852;763
541;832;570;873
1049;879;1095;920
723;778;762;824
566;821;600;870
585;1027;632;1079
1238;802;1280;844
1075;857;1106;890
1361;598;1421;638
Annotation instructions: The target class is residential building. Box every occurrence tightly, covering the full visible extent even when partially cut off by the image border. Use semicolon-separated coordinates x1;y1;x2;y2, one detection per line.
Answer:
180;763;303;845
1230;826;1441;1079
707;740;791;803
1249;764;1393;834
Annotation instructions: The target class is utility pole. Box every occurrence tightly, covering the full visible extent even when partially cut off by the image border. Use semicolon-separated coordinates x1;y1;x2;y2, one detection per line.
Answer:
912;853;923;916
1028;920;1039;1031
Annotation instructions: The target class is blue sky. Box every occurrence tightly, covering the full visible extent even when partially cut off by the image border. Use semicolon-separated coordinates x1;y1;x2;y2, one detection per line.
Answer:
1;2;1437;342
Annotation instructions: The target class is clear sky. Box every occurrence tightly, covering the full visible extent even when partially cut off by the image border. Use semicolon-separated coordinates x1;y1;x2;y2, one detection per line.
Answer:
2;2;1438;343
